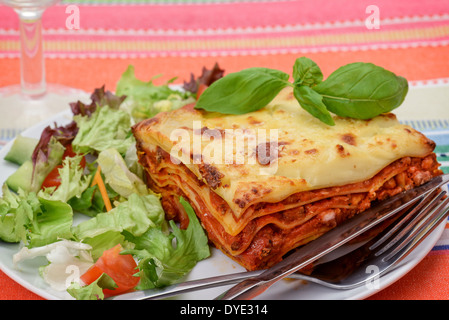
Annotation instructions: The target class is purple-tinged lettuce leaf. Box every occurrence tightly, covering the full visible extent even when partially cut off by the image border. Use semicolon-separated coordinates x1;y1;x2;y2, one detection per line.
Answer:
70;85;126;117
183;63;225;94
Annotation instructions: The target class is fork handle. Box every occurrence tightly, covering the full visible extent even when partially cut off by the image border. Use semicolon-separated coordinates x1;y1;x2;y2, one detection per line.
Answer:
109;270;262;300
214;278;273;300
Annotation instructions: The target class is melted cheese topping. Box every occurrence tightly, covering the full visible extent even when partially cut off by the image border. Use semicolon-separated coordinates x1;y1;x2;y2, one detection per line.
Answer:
133;87;435;219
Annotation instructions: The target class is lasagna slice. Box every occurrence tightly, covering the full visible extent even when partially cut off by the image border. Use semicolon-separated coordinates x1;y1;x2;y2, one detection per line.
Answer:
132;87;442;271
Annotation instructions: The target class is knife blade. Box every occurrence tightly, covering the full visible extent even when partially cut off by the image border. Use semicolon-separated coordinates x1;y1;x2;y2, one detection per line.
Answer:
214;173;449;300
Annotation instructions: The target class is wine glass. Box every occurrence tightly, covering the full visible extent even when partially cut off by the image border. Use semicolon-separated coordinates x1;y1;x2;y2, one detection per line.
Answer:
0;0;89;131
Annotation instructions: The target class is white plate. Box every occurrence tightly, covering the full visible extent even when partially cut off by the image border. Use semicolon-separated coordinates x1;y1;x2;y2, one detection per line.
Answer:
0;110;445;300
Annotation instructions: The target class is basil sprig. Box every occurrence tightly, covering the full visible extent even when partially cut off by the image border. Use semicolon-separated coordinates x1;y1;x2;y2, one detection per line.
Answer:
195;57;408;126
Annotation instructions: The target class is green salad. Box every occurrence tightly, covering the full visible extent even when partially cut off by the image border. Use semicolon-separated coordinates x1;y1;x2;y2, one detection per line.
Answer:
0;65;217;300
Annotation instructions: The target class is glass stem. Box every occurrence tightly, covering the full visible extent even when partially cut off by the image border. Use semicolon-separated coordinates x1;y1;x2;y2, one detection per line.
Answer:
17;9;46;97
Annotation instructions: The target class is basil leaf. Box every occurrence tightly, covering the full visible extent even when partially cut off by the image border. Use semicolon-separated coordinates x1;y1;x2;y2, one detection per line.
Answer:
294;85;335;126
195;67;290;114
313;62;408;119
293;57;323;87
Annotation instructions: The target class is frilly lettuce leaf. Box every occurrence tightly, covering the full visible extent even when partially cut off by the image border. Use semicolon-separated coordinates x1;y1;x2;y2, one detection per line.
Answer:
0;185;74;247
27;197;74;248
0;185;39;243
183;62;225;94
67;185;106;218
71;192;166;263
31;137;65;193
116;65;195;121
38;155;91;203
72;105;135;155
123;197;210;289
67;273;116;300
72;193;166;241
70;85;126;117
97;148;152;199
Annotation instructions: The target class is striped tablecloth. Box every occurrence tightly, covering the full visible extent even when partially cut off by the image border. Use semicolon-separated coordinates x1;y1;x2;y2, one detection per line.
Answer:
1;0;449;300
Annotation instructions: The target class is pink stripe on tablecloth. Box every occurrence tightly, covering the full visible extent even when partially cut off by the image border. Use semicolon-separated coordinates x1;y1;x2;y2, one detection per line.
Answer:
2;17;449;58
33;19;449;40
2;13;448;42
1;0;449;31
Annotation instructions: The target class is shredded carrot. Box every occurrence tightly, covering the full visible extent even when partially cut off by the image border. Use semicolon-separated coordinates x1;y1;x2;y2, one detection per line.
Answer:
91;166;112;212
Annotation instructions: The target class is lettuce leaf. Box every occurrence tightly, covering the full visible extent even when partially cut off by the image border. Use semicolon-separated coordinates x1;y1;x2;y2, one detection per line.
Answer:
0;185;39;243
124;197;210;289
97;148;150;199
31;137;65;192
0;184;74;247
70;85;126;117
67;185;105;217
70;193;166;271
183;62;225;94
72;105;135;155
27;197;74;248
116;65;194;121
70;194;209;293
67;273;116;300
72;193;166;241
38;155;91;203
80;230;126;261
67;280;104;301
29;122;79;192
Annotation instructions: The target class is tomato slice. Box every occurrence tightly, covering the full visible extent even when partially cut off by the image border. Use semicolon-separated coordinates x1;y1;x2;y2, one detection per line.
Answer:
79;264;104;285
41;164;63;189
63;144;87;168
81;244;140;296
41;144;86;190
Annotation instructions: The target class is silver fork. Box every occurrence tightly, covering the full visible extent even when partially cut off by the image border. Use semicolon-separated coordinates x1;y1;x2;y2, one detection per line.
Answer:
111;187;449;300
286;189;449;290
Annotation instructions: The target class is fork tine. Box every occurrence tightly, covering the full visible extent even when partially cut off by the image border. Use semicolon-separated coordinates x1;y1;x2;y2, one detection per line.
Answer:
368;188;442;251
371;190;446;255
297;190;449;290
382;195;449;262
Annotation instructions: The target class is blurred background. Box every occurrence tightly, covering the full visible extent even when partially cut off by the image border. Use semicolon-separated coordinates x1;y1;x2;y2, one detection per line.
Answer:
1;0;448;91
